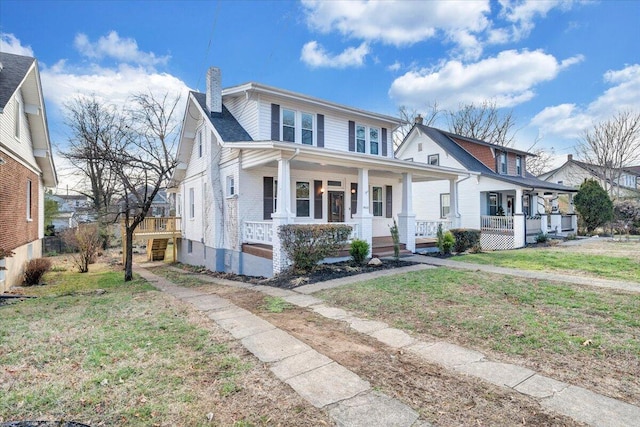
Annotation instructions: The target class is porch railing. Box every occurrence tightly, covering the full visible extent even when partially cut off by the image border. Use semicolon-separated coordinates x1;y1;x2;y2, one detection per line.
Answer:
526;217;542;235
133;216;181;234
242;221;360;245
561;215;573;231
481;215;513;232
415;220;451;237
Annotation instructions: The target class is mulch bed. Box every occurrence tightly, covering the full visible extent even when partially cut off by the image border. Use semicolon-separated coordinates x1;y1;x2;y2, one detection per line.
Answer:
179;259;418;289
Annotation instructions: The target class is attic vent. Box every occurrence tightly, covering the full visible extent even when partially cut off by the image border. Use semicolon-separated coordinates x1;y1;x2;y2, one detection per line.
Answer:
418;143;423;152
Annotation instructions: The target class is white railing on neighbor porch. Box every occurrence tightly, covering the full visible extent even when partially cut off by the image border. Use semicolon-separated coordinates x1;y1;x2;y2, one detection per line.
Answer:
481;215;514;232
243;221;274;244
561;215;573;231
242;221;360;245
526;216;542;235
415;220;452;237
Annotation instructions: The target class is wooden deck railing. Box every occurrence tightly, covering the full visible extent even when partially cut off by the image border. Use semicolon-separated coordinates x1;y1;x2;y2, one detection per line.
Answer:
126;217;182;236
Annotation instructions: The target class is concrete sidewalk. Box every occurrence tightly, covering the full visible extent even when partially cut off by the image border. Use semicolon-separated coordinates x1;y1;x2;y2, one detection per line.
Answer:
137;264;640;427
405;255;640;293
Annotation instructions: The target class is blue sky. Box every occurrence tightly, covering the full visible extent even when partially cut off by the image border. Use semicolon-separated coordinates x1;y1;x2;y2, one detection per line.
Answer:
1;0;639;189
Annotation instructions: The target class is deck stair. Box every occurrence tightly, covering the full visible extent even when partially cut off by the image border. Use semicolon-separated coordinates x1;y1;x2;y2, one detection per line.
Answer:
147;238;169;261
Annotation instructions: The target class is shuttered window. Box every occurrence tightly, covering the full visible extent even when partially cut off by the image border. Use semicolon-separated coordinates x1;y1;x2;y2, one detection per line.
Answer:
372;186;383;217
314;180;323;219
385;185;393;218
263;177;274;220
296;182;310;217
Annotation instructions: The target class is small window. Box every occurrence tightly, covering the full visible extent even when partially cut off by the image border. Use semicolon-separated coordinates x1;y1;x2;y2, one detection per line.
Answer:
440;193;450;218
499;152;507;174
226;176;235;196
516;155;522;175
488;193;499;216
26;179;32;220
370;127;379;155
296;181;310;217
15;98;22;139
417;143;423;152
198;131;203;158
327;180;342;187
428;154;439;166
187;240;193;253
372;186;383;217
356;125;366;153
189;187;195;218
176;194;182;216
557;180;563;185
283;109;296;142
301;112;313;145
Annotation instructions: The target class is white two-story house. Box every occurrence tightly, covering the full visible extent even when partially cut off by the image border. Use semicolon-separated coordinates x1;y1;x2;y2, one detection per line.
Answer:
169;67;467;277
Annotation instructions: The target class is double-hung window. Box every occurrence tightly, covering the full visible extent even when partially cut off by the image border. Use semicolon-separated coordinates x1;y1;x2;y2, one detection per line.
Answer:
516;155;522;175
26;179;32;220
369;128;379;155
282;109;296;142
226;176;235;196
372;186;383;216
499;152;507;174
440;193;450;218
189;187;195;219
296;181;310;217
356;125;366;153
301;113;313;145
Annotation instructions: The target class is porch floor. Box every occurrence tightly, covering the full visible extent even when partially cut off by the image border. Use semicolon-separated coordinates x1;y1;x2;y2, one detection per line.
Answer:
242;236;437;261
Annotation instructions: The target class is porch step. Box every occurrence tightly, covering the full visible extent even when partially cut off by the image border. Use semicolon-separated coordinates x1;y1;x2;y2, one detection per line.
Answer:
148;238;168;261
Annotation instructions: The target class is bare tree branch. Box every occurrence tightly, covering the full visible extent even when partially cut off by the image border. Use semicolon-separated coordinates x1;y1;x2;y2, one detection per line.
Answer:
446;100;516;147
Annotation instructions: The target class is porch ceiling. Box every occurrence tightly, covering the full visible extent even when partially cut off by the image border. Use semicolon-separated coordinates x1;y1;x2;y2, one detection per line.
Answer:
234;142;470;182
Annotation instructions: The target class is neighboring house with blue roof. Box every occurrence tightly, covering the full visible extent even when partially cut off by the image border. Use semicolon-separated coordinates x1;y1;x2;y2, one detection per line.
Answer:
0;52;57;292
396;118;578;250
169;67;467;277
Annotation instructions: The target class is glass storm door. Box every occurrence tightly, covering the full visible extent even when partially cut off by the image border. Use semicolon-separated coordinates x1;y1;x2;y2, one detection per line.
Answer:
328;191;344;222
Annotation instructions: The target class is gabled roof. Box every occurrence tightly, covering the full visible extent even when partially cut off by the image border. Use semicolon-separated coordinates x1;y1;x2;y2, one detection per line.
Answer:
408;125;575;192
191;92;252;142
0;52;35;111
540;158;640;193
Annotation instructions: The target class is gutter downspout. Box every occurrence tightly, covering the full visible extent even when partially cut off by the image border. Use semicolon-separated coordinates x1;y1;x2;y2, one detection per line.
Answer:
455;173;472;219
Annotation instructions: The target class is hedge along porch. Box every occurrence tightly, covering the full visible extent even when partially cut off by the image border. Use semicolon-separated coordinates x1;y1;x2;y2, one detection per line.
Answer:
232;142;468;275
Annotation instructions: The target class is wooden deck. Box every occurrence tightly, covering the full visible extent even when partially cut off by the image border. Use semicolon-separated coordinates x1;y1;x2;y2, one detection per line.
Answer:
124;217;182;262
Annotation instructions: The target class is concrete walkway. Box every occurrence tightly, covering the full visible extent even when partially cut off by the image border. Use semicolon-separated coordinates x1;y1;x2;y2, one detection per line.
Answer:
136;264;640;427
404;255;640;293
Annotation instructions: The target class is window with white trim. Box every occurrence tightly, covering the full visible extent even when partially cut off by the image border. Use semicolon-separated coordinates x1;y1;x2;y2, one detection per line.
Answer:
189;187;195;219
187;240;193;253
198;130;203;158
301;113;313;145
26;179;32;220
372;186;383;217
296;181;310;217
440;193;450;218
226;176;235;196
428;154;439;166
176;194;182;216
282;109;296;142
369;127;379;155
356;125;366;153
499;152;507;174
516;155;522;175
355;124;382;155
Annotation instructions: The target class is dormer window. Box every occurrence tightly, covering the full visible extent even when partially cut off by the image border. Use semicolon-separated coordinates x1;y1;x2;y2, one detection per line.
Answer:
499;152;507;174
516;155;522;175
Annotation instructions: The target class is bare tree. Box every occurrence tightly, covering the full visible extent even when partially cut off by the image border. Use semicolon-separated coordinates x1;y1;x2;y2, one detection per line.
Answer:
577;110;640;198
526;148;554;176
394;102;441;149
105;91;181;281
446;100;516;146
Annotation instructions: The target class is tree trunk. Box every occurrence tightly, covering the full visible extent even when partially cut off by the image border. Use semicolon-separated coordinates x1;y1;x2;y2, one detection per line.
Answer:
124;228;134;281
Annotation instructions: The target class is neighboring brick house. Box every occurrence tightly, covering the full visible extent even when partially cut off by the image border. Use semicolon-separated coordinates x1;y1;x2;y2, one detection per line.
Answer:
539;154;640;199
396;119;578;250
0;52;57;292
169;67;466;277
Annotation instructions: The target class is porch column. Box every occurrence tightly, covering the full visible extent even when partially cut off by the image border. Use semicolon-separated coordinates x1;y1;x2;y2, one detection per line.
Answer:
514;188;525;248
549;192;561;233
353;168;373;256
536;192;548;233
272;158;293;274
449;178;460;228
398;173;416;252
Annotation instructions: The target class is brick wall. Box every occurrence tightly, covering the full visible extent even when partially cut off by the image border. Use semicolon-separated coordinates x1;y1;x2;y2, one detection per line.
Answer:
453;138;496;171
0;154;40;251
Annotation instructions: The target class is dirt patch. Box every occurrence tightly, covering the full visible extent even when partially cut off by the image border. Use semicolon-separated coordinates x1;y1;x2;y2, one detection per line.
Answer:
213;288;583;426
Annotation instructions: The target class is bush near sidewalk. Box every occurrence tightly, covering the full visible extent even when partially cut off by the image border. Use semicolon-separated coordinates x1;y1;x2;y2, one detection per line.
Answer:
278;224;351;272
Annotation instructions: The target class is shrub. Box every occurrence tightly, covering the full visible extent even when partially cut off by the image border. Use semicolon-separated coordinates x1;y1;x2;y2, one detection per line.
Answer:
389;219;401;260
535;232;548;243
278;224;352;273
449;228;481;253
62;223;102;273
441;231;455;255
436;223;444;253
469;242;483;254
24;258;52;286
350;239;370;265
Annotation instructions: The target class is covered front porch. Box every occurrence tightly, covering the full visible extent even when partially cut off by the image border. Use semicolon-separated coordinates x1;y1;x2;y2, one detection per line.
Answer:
232;142;467;273
480;187;578;250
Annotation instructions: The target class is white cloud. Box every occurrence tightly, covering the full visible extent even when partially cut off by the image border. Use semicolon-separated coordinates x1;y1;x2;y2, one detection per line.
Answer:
0;33;34;56
387;61;401;72
531;64;640;137
496;0;574;42
73;31;170;67
301;41;369;68
389;49;583;110
302;0;490;58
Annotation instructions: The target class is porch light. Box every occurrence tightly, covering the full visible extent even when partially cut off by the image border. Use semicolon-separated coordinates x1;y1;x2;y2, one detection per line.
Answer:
351;188;356;194
320;187;325;193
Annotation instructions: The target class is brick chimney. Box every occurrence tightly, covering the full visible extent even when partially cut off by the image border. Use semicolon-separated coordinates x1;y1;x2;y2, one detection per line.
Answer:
206;67;222;115
414;114;423;125
567;154;573;161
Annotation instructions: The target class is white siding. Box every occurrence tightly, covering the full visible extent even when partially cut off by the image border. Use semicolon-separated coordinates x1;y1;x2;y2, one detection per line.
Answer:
223;94;259;140
397;132;465;169
0;91;39;172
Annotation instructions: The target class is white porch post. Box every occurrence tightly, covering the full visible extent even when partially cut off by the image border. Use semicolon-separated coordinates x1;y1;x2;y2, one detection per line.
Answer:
514;188;525;248
536;192;548;233
398;173;416;252
449;178;460;228
550;192;561;233
353;168;373;256
272;158;293;274
568;193;578;232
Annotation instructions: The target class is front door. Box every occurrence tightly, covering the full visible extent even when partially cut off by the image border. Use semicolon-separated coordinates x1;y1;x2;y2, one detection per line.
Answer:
507;195;515;216
328;191;344;222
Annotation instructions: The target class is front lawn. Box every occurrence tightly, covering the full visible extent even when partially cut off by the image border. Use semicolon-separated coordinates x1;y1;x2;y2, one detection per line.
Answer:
317;268;640;406
0;261;329;426
459;245;640;282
